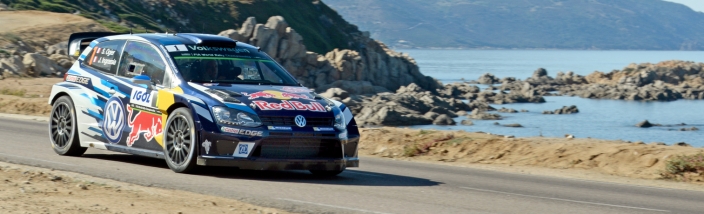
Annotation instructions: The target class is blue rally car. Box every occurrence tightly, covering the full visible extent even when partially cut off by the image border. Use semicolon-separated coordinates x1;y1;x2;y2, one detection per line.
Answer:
48;32;359;175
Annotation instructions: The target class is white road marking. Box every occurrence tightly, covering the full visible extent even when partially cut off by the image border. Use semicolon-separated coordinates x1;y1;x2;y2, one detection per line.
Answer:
278;198;392;214
344;170;384;177
0;152;77;166
460;186;670;213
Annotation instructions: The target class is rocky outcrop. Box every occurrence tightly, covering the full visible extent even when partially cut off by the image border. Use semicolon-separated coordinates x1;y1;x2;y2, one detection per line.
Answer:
468;109;502;120
636;120;655;128
353;83;471;126
497;107;518;113
543;105;579;114
218;16;442;94
478;73;500;84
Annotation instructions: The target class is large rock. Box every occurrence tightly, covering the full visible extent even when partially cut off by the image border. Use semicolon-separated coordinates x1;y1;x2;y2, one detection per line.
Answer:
218;16;442;94
319;88;350;100
635;120;654;128
468;109;502;120
432;114;456;125
478;73;500;84
0;55;25;76
22;53;66;76
543;105;579;114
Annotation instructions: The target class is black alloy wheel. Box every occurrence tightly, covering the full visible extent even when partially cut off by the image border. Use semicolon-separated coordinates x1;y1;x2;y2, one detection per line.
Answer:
163;108;197;173
49;96;87;156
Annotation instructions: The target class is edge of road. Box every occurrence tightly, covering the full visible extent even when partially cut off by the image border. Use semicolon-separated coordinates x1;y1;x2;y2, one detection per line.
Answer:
3;112;703;193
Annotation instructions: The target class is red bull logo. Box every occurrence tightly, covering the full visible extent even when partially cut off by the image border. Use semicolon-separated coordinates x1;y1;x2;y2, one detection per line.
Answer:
243;90;312;100
253;100;326;112
125;105;163;147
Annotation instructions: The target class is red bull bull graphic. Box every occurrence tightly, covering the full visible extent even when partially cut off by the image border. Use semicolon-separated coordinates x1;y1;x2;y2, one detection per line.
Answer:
243;90;313;100
253;100;326;112
125;105;163;147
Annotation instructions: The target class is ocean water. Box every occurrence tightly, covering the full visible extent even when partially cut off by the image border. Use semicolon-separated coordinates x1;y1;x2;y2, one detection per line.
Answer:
397;49;704;146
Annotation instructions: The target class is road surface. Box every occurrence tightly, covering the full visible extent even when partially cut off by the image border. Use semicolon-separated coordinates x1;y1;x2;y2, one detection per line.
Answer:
1;117;703;213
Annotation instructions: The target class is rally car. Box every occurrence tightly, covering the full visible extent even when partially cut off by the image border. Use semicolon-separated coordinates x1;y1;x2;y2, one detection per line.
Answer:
48;32;359;175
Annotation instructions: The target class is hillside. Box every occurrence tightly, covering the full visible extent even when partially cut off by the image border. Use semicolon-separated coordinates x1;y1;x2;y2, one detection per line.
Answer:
324;0;704;50
0;0;361;54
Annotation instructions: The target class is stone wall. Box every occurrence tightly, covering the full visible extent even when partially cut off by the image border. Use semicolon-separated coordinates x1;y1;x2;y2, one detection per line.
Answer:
218;16;441;94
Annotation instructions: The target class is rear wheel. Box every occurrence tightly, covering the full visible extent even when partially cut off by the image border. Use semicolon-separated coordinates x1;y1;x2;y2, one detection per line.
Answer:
163;108;197;173
49;96;86;156
309;168;345;177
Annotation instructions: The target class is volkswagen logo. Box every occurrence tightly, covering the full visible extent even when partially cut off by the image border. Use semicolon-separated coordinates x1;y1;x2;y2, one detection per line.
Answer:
102;97;125;144
294;115;306;127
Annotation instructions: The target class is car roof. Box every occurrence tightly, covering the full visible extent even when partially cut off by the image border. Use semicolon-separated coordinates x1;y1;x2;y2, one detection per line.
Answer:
101;33;257;49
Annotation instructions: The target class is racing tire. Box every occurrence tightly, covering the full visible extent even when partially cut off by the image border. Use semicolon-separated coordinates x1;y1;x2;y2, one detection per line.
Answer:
309;169;345;177
163;107;197;173
49;96;87;156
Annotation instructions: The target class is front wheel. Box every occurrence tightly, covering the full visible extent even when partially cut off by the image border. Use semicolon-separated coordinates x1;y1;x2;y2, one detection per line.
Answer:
163;108;197;173
49;96;87;156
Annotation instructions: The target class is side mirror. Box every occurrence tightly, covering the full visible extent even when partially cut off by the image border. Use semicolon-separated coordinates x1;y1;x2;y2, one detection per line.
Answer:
132;75;153;89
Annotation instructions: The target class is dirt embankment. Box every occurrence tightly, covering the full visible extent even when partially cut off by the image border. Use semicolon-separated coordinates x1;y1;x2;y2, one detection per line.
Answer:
0;161;290;214
359;127;704;183
0;77;58;116
0;10;108;53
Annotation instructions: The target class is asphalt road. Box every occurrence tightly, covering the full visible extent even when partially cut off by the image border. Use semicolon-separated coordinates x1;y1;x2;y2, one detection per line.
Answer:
1;116;704;214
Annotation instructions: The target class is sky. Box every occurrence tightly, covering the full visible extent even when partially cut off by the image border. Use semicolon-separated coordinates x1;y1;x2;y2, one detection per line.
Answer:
664;0;704;12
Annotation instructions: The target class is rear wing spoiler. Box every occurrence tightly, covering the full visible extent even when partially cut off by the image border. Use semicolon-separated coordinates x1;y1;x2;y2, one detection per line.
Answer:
68;32;121;57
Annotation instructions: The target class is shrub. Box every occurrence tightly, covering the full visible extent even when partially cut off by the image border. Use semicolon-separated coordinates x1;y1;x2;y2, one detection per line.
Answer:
662;153;704;181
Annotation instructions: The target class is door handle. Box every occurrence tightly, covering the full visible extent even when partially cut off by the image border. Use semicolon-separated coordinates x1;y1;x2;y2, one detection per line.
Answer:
108;88;116;95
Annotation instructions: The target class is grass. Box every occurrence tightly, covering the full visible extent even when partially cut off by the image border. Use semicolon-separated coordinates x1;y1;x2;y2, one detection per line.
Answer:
0;88;27;97
662;153;704;182
1;33;22;43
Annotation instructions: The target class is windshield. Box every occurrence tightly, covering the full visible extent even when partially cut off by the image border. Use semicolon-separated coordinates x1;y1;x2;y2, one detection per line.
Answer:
167;45;299;86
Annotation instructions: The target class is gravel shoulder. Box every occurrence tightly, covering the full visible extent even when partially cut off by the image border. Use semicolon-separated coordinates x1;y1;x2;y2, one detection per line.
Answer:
0;161;291;214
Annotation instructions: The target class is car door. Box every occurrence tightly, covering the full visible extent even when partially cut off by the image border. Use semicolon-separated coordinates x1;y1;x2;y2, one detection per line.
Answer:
75;39;127;147
115;41;169;151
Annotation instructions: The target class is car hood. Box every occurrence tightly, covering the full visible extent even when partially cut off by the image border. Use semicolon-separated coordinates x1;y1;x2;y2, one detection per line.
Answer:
188;82;333;117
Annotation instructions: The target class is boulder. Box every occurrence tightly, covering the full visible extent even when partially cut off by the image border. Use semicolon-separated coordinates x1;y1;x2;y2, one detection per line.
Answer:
460;120;474;126
46;42;68;56
635;120;653;128
22;53;66;76
543;105;579;114
319;88;350;100
456;110;468;116
468;109;502;120
497;107;518;113
432;114;456;125
477;73;500;84
0;55;25;76
674;142;691;147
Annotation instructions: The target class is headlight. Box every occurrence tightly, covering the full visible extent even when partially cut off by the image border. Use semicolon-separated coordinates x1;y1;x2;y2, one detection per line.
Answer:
333;107;346;130
212;106;262;127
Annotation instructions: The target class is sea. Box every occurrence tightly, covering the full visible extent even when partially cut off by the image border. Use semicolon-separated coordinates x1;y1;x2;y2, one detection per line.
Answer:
396;49;704;146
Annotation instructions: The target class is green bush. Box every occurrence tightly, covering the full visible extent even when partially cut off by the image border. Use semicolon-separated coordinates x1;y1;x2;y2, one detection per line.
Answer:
663;153;704;181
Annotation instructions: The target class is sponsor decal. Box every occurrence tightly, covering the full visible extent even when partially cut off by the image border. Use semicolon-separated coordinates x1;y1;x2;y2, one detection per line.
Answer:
125;105;163;147
202;139;212;154
65;75;90;85
102;97;125;144
233;142;255;158
220;127;263;137
267;126;292;131
242;90;313;100
252;100;326;112
313;127;335;132
294;115;306;127
278;86;312;93
130;88;153;107
164;44;188;52
186;45;251;53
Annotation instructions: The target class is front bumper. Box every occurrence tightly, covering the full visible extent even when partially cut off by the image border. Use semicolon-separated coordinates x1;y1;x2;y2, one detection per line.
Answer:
196;156;359;170
197;129;359;171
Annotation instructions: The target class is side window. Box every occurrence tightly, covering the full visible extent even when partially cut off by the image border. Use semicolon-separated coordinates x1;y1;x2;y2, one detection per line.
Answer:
82;40;125;74
117;41;166;85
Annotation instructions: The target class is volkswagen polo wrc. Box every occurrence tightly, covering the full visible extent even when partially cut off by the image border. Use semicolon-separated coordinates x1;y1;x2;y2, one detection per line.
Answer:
48;32;359;175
